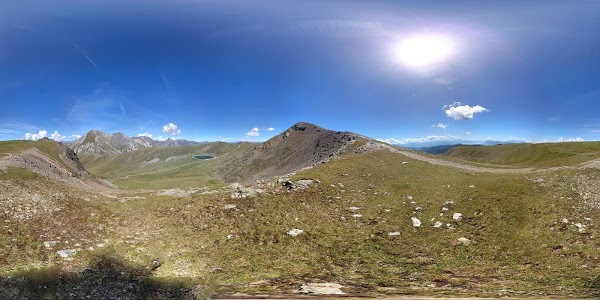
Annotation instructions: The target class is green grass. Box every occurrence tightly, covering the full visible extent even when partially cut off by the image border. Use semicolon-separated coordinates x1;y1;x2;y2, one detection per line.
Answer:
1;139;599;296
79;142;253;189
0;140;63;162
90;150;600;296
444;141;600;167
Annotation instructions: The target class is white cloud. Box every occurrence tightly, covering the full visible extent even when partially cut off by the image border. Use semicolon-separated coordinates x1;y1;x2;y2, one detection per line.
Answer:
246;127;260;137
24;130;48;141
138;133;153;138
534;137;585;143
162;123;181;135
466;132;471;135
379;138;403;144
50;130;66;141
155;136;167;141
444;102;488;120
433;123;449;129
267;127;275;131
379;135;459;145
69;134;82;141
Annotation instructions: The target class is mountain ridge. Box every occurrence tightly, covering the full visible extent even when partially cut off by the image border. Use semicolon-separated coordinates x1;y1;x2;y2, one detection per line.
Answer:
71;130;202;155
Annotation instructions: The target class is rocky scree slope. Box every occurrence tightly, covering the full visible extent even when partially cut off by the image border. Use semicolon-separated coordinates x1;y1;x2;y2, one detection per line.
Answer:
0;139;96;186
217;122;363;182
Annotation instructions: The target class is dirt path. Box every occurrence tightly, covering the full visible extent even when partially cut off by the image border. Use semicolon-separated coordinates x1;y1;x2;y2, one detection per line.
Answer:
384;145;600;174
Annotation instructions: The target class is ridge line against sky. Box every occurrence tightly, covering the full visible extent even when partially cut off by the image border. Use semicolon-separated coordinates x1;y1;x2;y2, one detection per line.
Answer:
1;1;599;143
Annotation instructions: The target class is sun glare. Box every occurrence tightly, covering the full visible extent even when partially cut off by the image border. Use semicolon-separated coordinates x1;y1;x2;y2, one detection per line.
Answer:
394;34;456;68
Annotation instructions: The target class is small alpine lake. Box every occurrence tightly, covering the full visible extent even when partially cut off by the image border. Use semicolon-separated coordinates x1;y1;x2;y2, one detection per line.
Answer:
193;155;215;160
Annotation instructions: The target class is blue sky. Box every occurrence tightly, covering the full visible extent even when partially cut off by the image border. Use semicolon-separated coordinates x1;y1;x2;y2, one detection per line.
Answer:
1;0;599;143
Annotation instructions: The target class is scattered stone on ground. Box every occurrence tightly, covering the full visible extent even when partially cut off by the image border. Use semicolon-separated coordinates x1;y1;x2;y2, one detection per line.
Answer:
43;241;57;248
230;183;263;198
388;232;401;236
157;189;197;198
574;223;586;232
298;283;345;295
452;237;471;246
57;249;77;258
411;217;421;227
287;229;303;236
433;221;443;228
453;213;463;220
348;206;360;211
352;214;362;218
224;204;237;209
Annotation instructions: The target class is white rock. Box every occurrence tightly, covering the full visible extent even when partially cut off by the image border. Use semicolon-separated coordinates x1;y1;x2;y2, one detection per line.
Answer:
402;162;408;164
433;221;443;228
411;217;421;227
406;196;413;200
299;283;345;295
57;249;77;258
348;206;360;211
562;218;569;224
388;232;401;236
469;185;475;188
287;229;304;236
351;214;362;218
224;204;237;209
453;213;463;220
575;223;586;232
226;234;233;240
457;237;471;245
441;207;449;211
43;241;57;248
384;209;391;212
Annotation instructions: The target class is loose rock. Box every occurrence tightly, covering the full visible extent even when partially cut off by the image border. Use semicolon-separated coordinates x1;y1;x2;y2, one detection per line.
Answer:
411;217;421;227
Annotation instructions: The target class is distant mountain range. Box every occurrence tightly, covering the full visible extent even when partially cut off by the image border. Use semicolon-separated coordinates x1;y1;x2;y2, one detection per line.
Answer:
71;130;203;154
389;139;526;155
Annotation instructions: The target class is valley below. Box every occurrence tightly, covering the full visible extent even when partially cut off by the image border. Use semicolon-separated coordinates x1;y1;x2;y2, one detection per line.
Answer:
1;123;599;299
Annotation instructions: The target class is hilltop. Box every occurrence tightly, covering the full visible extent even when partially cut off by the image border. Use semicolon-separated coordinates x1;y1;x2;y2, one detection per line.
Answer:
216;122;362;182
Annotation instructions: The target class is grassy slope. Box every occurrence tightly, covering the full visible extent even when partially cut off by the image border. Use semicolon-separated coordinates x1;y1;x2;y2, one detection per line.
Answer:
0;140;62;162
102;148;599;296
444;142;600;167
79;142;253;189
1;140;599;297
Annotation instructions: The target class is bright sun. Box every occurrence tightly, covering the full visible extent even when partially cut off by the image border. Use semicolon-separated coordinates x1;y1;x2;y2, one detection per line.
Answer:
394;34;456;68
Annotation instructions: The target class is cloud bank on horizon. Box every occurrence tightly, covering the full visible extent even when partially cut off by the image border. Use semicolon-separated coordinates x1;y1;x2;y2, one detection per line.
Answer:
0;1;598;143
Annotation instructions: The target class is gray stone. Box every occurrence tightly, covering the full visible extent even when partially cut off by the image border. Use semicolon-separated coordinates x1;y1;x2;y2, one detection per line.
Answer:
299;283;345;295
57;249;77;258
43;241;57;248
